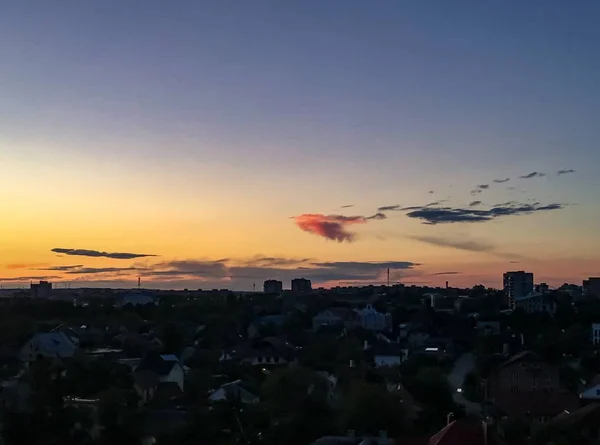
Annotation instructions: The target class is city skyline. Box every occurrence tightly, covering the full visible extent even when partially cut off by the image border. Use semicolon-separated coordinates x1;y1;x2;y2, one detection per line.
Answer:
2;2;600;290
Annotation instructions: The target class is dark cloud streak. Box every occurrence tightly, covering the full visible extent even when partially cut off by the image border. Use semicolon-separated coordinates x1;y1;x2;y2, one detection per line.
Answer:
51;248;157;259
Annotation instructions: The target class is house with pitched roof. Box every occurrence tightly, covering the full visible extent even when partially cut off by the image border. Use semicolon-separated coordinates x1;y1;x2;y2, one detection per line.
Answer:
488;351;579;426
20;332;78;363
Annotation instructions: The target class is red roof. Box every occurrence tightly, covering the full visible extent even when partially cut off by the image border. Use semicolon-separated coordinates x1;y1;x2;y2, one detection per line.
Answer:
428;420;485;445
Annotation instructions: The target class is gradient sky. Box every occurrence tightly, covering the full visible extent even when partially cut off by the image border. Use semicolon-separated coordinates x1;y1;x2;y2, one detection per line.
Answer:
1;1;599;290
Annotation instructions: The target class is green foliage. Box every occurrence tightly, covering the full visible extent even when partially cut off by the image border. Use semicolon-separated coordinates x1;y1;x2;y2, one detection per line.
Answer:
338;380;407;436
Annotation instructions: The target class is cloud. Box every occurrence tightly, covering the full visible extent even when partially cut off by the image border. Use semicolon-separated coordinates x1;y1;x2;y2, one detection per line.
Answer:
493;178;510;183
469;201;482;207
519;172;545;179
377;205;401;211
366;212;387;220
409;235;495;253
431;271;460;276
292;214;367;242
7;263;47;270
33;265;83;271
241;256;311;267
66;267;139;275
557;169;575;175
404;201;565;224
51;248;157;259
428;190;434;194
0;275;60;282
470;184;489;195
509;261;520;264
340;204;354;208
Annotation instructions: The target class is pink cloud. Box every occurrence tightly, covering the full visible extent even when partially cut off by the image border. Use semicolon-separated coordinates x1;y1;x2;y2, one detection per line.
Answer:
292;213;367;242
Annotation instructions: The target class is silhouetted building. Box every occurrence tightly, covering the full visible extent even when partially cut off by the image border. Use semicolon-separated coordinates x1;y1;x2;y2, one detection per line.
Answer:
584;277;600;298
503;271;533;308
291;278;312;293
30;281;52;299
263;280;283;294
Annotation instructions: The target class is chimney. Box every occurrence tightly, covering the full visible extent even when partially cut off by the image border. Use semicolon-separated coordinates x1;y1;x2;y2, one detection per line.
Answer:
446;281;449;289
364;340;369;350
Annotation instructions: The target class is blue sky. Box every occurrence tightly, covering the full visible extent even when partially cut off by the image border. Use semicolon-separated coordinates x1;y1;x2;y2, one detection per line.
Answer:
1;1;599;289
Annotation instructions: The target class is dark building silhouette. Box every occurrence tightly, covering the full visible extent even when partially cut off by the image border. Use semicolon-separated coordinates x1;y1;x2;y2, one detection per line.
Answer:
584;277;600;298
291;278;312;293
31;281;52;299
504;271;533;308
263;279;283;294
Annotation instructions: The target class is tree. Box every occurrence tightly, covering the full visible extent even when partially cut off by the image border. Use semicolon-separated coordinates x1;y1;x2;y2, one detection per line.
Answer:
261;367;334;445
338;381;408;437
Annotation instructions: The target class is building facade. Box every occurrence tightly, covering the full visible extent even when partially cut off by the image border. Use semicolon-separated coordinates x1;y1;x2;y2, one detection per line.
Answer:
355;304;392;331
291;278;312;293
504;271;534;308
263;279;283;294
30;281;52;299
584;277;600;298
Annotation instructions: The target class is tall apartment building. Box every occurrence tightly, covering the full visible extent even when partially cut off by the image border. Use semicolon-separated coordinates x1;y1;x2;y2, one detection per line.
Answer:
31;280;52;299
503;271;533;308
584;277;600;298
291;278;312;294
263;279;283;294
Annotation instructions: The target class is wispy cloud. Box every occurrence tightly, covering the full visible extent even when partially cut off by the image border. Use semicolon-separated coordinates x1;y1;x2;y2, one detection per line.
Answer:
404;201;565;224
428;190;434;194
519;172;545;179
493;178;510;183
377;205;401;211
33;265;83;271
340;204;354;208
7;263;47;270
240;256;311;267
469;201;482;207
51;248;157;259
366;212;387;220
408;234;522;259
409;235;495;253
431;271;460;276
66;267;139;275
470;184;489;195
0;275;59;282
292;214;367;242
557;169;575;175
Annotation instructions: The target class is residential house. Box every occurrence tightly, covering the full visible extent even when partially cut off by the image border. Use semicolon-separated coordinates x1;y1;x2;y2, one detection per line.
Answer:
20;332;78;362
534;403;600;444
514;292;556;315
208;380;260;404
355;304;392;331
136;354;185;392
488;351;579;426
476;321;501;336
312;308;359;332
220;337;297;366
116;292;156;307
579;375;600;403
247;314;286;338
371;341;409;368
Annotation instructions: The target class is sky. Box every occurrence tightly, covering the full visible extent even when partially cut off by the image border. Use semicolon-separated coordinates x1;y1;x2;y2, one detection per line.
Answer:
1;1;599;290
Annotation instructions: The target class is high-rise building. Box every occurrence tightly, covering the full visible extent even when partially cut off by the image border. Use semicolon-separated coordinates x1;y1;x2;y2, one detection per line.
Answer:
31;280;52;299
503;271;533;308
263;279;283;294
291;278;312;293
584;277;600;298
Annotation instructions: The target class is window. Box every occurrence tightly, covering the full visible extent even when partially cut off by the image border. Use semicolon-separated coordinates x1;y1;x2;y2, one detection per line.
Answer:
257;356;263;363
511;386;518;393
596;389;600;396
511;371;518;380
